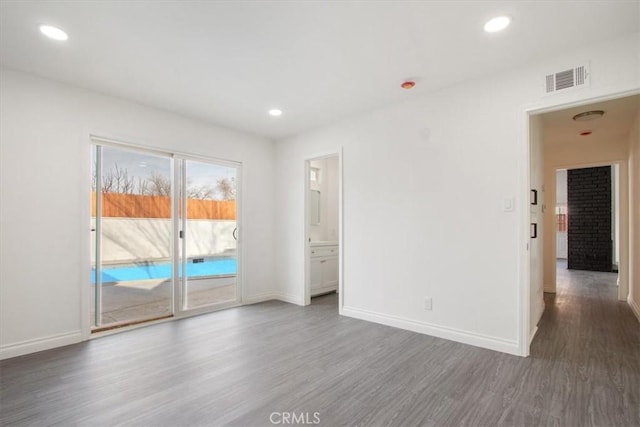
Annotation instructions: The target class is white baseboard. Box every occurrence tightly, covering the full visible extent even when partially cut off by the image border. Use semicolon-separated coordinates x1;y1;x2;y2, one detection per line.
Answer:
244;292;305;306
244;292;279;304
628;296;640;323
537;298;545;324
275;292;305;306
311;285;337;297
3;292;306;360
0;330;83;360
529;326;539;345
342;305;522;356
527;297;545;347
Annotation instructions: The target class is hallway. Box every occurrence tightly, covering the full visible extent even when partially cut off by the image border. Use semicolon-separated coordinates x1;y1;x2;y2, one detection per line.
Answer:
528;260;639;425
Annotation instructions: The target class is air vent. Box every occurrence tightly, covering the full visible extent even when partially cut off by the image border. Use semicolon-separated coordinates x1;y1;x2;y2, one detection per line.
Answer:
545;63;590;95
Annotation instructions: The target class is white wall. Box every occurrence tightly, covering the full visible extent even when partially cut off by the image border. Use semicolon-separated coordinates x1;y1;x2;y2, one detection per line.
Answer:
275;33;640;355
556;170;567;205
326;156;339;242
0;67;276;359
628;112;640;321
529;114;545;340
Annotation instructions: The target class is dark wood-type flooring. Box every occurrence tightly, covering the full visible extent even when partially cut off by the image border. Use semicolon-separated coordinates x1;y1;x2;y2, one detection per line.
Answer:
1;261;638;426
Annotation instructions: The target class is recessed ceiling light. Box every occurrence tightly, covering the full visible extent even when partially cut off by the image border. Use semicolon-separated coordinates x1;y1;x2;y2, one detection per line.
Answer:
268;109;283;117
573;110;605;122
39;25;68;41
484;16;511;33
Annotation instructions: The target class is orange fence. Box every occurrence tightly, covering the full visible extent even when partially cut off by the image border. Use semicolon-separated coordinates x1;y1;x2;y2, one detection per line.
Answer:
91;192;236;220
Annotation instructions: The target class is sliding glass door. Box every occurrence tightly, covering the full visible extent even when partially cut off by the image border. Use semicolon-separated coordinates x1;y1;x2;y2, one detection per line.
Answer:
179;159;239;311
91;145;174;329
91;142;241;331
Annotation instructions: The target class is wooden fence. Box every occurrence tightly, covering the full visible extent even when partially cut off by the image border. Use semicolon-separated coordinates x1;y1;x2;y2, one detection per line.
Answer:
91;192;236;220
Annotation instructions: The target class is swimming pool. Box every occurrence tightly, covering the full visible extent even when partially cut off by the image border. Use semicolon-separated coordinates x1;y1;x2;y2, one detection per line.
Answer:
92;257;236;284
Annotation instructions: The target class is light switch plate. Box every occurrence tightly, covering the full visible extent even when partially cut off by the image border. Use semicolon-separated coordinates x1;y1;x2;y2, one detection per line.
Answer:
503;198;514;212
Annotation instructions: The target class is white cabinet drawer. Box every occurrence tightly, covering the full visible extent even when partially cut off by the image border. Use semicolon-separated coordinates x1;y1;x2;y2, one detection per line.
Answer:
310;245;338;258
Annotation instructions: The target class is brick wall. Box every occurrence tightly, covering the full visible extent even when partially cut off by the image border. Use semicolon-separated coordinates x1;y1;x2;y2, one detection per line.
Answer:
567;166;612;272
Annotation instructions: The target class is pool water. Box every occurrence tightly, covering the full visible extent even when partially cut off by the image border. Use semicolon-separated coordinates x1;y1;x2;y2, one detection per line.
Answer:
91;258;236;283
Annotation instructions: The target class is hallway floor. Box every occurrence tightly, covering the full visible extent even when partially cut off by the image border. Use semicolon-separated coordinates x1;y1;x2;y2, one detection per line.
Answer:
1;265;638;426
529;260;639;425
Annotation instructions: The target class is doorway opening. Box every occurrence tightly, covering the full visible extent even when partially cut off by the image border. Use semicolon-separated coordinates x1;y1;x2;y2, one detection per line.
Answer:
526;92;639;354
90;139;241;332
305;154;341;308
554;165;621;295
555;165;620;268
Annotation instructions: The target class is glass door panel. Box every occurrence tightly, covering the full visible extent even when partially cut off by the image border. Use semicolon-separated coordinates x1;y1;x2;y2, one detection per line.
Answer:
181;159;238;310
91;145;174;329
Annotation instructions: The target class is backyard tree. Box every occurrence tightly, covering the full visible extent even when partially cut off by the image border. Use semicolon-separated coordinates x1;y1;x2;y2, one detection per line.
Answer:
92;163;136;194
144;172;219;200
93;165;233;200
144;172;171;197
215;177;236;200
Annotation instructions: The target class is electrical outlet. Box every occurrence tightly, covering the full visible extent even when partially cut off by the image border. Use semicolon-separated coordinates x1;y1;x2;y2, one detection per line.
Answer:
424;297;432;311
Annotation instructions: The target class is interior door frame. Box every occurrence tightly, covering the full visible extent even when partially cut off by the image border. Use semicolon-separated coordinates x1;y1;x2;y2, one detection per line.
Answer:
86;135;244;335
519;87;639;357
304;150;344;313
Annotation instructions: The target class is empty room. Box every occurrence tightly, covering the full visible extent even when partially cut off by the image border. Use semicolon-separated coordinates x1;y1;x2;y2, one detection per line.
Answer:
1;1;639;426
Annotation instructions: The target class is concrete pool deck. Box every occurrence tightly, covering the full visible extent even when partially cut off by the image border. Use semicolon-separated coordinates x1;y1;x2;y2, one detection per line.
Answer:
91;277;236;327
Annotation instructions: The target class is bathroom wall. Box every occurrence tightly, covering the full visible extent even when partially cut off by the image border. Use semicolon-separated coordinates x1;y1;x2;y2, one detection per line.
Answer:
309;156;338;242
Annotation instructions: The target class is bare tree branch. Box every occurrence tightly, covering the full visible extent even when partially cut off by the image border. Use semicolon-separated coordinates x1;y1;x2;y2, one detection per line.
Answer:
215;177;236;201
94;163;136;194
144;172;172;197
91;165;234;201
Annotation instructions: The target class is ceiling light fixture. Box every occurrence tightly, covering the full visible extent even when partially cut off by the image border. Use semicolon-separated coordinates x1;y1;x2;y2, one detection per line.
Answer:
268;109;283;117
572;110;605;122
484;16;511;33
39;25;68;41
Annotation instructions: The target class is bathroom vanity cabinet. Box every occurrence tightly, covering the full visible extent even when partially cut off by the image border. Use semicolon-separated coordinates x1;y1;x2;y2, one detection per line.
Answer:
310;242;338;296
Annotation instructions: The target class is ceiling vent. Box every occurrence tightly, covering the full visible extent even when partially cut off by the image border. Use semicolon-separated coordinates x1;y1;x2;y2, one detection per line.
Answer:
545;63;590;95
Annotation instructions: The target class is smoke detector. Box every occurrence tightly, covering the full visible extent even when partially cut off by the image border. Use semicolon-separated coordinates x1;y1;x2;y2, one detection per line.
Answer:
401;81;416;90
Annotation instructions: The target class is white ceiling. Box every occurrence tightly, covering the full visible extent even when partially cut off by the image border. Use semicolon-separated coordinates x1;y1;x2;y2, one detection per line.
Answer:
541;94;640;146
1;1;639;139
